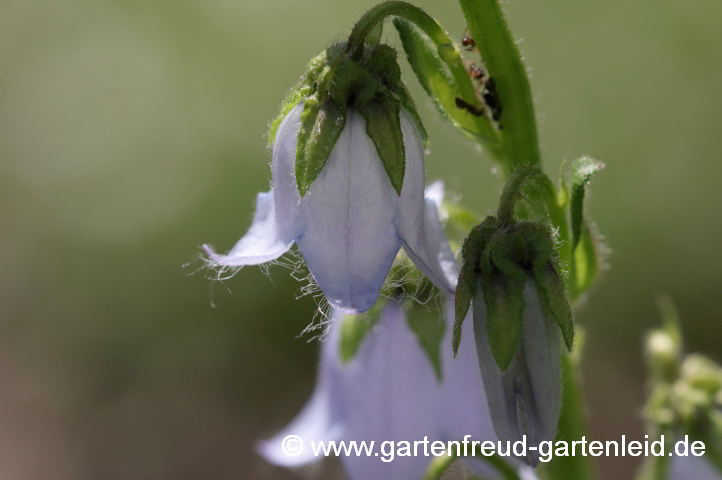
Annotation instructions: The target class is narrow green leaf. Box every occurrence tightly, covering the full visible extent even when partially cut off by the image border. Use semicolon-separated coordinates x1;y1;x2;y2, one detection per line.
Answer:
535;262;574;352
393;18;497;146
407;304;445;381
339;301;385;363
458;0;541;168
570;156;604;250
572;222;601;298
295;98;347;196
358;97;405;194
481;273;524;371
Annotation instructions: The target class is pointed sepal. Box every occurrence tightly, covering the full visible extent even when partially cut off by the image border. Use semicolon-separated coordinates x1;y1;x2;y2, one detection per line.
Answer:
534;262;574;352
453;217;498;356
480;272;525;372
407;303;445;381
295;97;347;197
358;97;405;194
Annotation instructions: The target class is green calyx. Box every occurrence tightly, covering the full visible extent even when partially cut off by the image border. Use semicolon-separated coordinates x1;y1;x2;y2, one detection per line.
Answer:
269;41;427;197
453;168;574;370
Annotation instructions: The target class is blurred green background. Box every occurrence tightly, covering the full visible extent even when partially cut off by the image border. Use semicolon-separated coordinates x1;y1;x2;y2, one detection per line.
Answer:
1;0;721;479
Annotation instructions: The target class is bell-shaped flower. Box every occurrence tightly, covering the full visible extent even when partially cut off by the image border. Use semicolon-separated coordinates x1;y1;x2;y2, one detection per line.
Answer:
203;43;456;313
257;295;503;480
453;167;574;466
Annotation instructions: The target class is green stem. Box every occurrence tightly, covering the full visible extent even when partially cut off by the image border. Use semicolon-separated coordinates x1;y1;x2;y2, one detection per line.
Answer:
347;1;498;146
458;0;541;169
457;1;572;268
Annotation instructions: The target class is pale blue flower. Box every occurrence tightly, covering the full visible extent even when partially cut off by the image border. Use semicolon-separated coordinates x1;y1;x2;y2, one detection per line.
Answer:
257;296;501;480
203;106;457;313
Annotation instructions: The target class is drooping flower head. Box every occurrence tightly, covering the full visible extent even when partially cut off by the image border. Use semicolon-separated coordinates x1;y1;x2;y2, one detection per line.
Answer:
257;286;500;480
203;41;456;313
256;182;539;480
453;166;575;466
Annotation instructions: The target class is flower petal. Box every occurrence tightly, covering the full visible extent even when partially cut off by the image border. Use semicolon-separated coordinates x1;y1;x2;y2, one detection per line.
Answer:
400;179;458;293
394;113;457;291
272;104;304;242
256;309;345;467
438;298;501;479
203;190;295;266
255;378;341;467
521;281;562;460
296;109;401;313
439;299;497;438
338;300;440;480
425;180;445;212
204;106;305;268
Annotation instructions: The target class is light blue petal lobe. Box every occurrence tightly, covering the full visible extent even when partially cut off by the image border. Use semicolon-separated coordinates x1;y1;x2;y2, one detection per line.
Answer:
401;180;458;293
296;109;401;313
256;380;338;467
257;309;345;468
203;190;295;266
338;300;440;480
272;104;304;242
425;180;445;211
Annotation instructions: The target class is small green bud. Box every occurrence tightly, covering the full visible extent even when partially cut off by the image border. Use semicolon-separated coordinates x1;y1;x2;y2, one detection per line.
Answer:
452;167;571;466
645;329;681;382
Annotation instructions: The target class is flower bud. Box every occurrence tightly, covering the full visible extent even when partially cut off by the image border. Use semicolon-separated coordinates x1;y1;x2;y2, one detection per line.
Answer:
472;280;562;466
645;329;681;382
452;167;573;465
